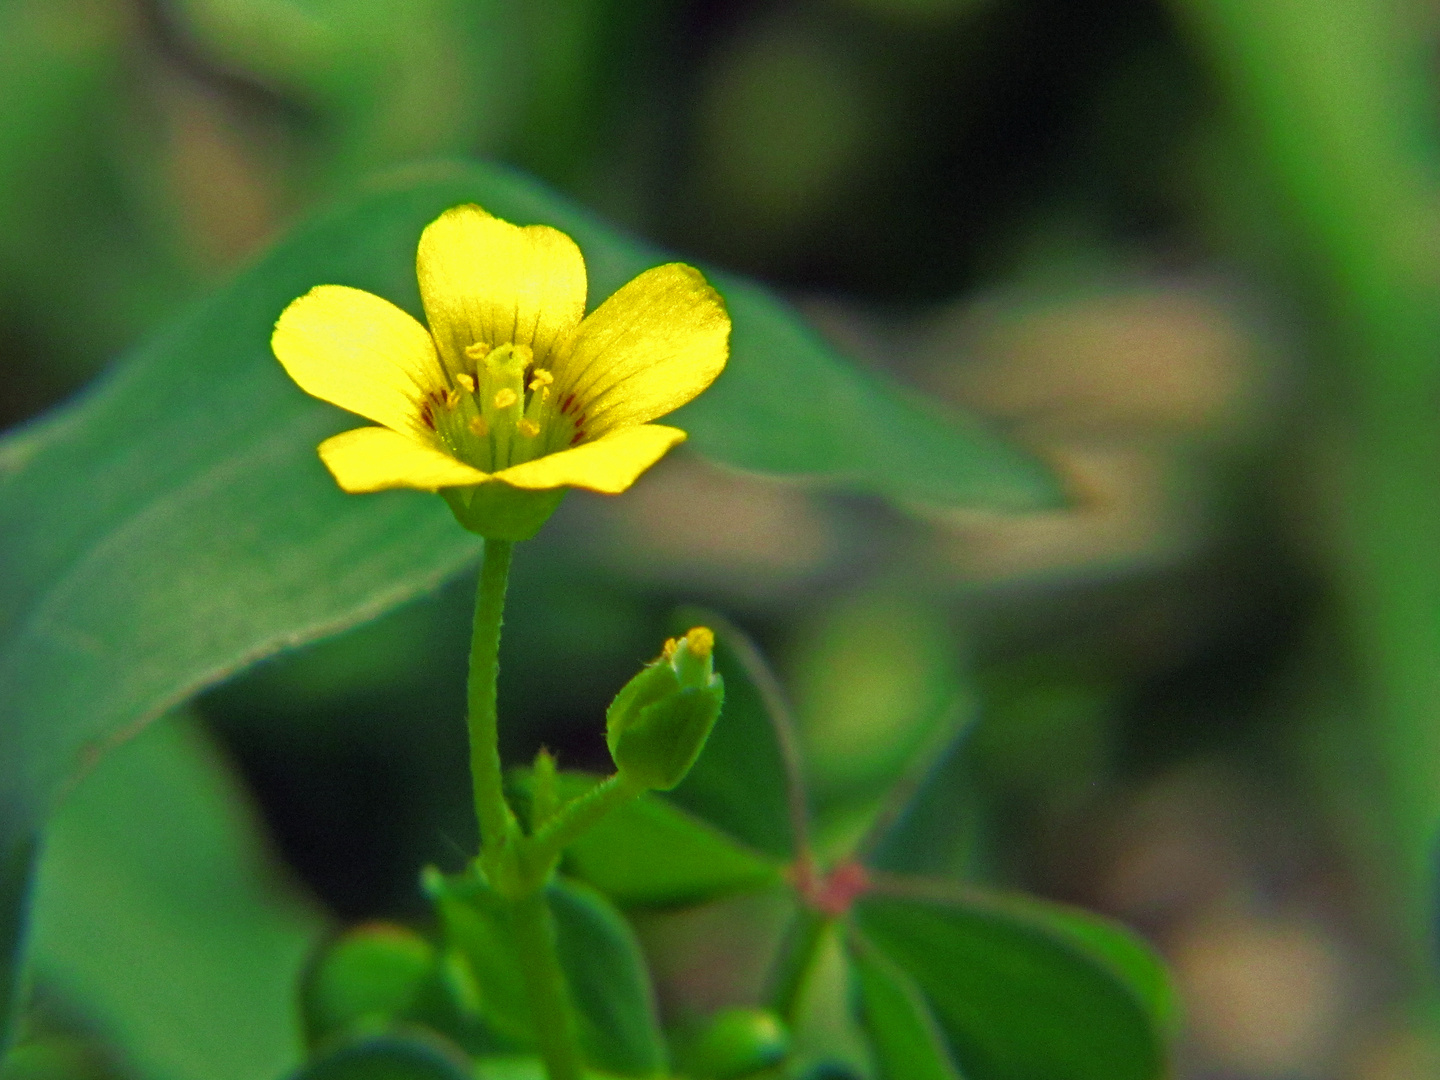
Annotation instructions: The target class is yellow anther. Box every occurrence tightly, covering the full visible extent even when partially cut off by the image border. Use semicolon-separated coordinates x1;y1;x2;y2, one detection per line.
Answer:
468;415;488;436
528;369;554;391
518;419;540;438
660;637;679;661
455;373;476;392
464;342;490;361
445;389;461;408
684;626;715;658
493;388;518;410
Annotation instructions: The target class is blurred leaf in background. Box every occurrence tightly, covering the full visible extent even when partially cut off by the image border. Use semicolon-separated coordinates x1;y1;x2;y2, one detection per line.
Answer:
27;713;324;1080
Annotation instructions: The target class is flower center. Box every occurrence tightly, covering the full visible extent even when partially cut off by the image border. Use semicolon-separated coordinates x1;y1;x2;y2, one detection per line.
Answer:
419;341;589;472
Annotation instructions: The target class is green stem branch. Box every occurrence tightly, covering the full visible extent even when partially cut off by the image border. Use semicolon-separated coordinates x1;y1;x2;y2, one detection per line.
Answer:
526;773;642;874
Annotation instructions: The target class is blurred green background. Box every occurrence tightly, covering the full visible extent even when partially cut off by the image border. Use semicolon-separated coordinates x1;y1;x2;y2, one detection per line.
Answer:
7;0;1440;1078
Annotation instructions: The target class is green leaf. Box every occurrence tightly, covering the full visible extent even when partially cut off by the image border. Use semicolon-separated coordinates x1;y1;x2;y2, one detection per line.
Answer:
471;1056;623;1080
854;894;1167;1080
680;274;1058;509
430;872;665;1076
849;937;963;1080
554;775;783;907
0;157;1054;1044
782;919;873;1080
1020;902;1178;1037
549;878;667;1077
0;841;36;1067
288;1033;473;1080
27;714;326;1080
665;633;796;860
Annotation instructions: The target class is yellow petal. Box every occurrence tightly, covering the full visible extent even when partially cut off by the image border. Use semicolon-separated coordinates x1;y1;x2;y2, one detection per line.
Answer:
551;264;729;438
273;285;442;434
417;204;586;373
494;425;686;494
318;427;489;493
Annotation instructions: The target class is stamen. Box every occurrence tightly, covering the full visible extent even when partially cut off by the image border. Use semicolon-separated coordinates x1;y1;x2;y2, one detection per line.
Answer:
685;627;715;658
468;415;488;437
518;419;540;438
660;638;679;661
445;389;461;408
464;342;490;361
456;373;476;393
528;369;554;391
493;388;518;410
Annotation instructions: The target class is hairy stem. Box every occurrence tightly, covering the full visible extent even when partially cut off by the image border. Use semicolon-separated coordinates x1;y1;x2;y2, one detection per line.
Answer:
526;773;642;873
468;539;517;855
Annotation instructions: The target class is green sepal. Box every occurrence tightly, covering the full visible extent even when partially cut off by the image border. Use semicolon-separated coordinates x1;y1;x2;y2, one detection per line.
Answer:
442;484;566;541
606;631;725;791
607;673;725;791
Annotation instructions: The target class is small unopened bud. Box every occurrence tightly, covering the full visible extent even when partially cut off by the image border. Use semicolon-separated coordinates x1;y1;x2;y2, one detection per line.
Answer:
301;923;437;1045
684;1007;790;1079
606;627;724;790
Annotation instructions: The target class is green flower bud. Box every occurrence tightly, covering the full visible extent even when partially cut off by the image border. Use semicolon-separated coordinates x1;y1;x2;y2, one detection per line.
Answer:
606;627;724;790
684;1007;791;1079
301;923;437;1045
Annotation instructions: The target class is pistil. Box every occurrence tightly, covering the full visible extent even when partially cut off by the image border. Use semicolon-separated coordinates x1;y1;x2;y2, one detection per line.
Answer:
480;344;528;469
422;342;583;472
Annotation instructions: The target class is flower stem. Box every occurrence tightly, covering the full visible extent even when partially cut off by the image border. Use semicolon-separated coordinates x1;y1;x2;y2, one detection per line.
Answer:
512;888;586;1080
468;538;518;853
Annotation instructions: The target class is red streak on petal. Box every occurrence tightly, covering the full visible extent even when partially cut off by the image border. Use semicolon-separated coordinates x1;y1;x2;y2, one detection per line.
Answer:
569;430;585;446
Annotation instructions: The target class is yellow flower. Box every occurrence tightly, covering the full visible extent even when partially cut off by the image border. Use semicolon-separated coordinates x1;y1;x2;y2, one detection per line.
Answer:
271;204;730;538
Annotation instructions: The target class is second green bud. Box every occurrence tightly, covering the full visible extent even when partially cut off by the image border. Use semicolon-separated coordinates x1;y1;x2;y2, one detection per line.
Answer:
606;627;724;791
